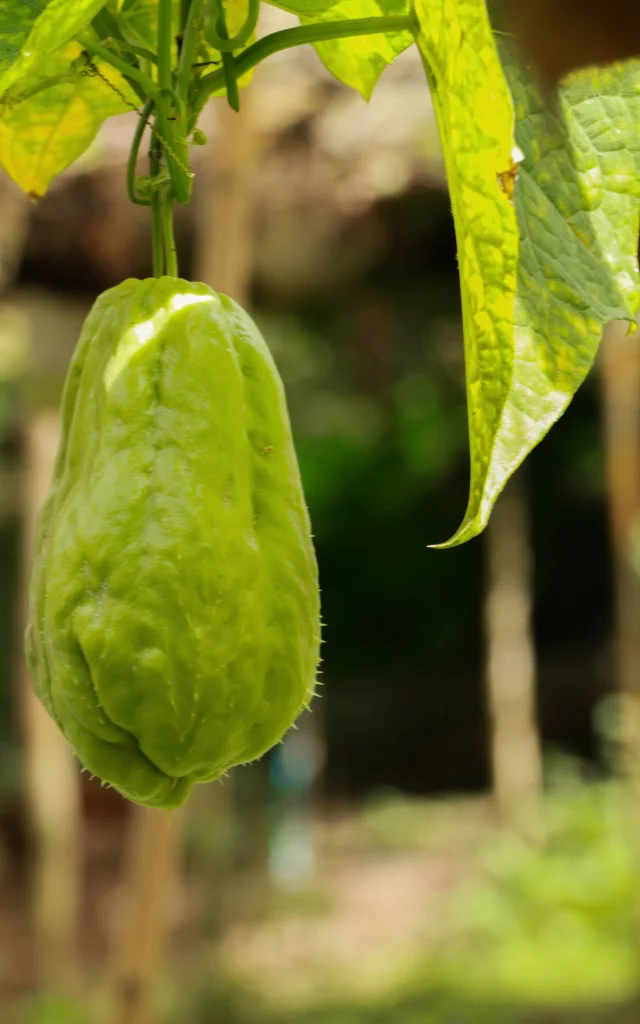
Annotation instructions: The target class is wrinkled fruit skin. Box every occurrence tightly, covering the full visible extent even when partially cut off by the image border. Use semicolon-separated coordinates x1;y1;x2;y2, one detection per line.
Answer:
26;278;321;809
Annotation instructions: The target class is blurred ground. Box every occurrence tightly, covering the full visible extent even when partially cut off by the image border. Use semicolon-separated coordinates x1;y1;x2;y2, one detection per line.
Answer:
166;763;640;1023
10;763;640;1023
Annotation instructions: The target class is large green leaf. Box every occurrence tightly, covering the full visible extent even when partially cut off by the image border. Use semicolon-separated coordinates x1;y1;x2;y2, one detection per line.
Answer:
268;0;414;99
469;57;640;546
449;58;640;546
0;0;139;197
0;0;107;96
414;0;520;546
0;42;137;197
416;0;640;545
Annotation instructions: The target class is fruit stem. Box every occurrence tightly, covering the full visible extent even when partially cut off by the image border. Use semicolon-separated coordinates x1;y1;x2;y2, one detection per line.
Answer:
161;187;179;277
150;137;165;277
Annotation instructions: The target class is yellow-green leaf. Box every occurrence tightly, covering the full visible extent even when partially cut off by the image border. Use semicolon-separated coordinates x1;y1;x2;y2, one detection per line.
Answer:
417;0;640;547
415;0;520;546
0;43;137;198
0;0;107;97
269;0;414;99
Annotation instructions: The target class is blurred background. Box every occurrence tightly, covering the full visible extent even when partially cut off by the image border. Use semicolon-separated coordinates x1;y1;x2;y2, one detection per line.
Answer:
3;11;640;1024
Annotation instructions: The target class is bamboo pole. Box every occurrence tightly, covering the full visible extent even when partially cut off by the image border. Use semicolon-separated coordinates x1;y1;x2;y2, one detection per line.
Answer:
197;95;257;304
111;808;182;1024
600;321;640;783
484;472;542;827
19;411;82;991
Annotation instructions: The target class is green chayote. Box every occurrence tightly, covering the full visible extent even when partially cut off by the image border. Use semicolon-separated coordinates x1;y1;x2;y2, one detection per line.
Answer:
25;277;321;809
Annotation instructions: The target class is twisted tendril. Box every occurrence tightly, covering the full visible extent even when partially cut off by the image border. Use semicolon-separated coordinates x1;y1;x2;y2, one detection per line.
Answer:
208;0;260;52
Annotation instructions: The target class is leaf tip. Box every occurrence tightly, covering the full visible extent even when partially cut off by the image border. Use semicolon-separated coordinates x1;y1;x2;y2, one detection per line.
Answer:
428;518;486;550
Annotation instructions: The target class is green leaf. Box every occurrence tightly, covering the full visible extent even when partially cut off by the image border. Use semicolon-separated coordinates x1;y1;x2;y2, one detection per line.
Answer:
268;0;414;99
414;0;520;546
108;0;158;50
0;0;107;96
417;0;640;546
0;0;50;78
0;42;137;197
0;0;139;197
471;57;640;545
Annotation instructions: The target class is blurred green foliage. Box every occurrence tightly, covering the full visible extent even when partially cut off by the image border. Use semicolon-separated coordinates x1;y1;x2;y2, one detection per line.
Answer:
257;303;478;676
165;765;640;1024
0;305;27;438
11;994;89;1024
435;762;640;1006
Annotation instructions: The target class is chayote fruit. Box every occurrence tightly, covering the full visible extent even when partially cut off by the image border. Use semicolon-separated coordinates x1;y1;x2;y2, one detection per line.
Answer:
25;277;321;809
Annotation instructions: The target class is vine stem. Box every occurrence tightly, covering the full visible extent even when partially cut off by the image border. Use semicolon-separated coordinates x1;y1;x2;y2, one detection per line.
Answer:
156;0;192;204
156;0;174;99
161;187;179;277
108;40;160;66
180;0;193;35
127;98;154;207
177;0;208;103
208;0;260;53
214;1;240;111
92;7;128;47
78;35;159;102
194;14;418;108
149;138;164;277
156;0;179;275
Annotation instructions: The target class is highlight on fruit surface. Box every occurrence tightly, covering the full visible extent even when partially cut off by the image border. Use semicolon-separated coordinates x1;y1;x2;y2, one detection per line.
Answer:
25;277;321;809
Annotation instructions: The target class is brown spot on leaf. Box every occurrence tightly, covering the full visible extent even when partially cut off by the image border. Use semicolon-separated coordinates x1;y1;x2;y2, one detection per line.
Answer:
497;147;524;203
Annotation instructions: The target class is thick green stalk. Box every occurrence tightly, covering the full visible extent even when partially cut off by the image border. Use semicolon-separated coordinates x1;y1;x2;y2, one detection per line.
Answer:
180;0;194;34
156;0;192;204
157;0;174;98
149;140;164;277
194;14;418;106
177;0;207;103
161;188;179;277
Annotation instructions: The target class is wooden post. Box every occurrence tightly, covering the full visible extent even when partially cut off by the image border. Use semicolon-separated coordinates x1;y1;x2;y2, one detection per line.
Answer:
111;808;181;1024
600;321;640;783
484;473;543;826
19;411;82;991
197;96;257;304
0;173;29;290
